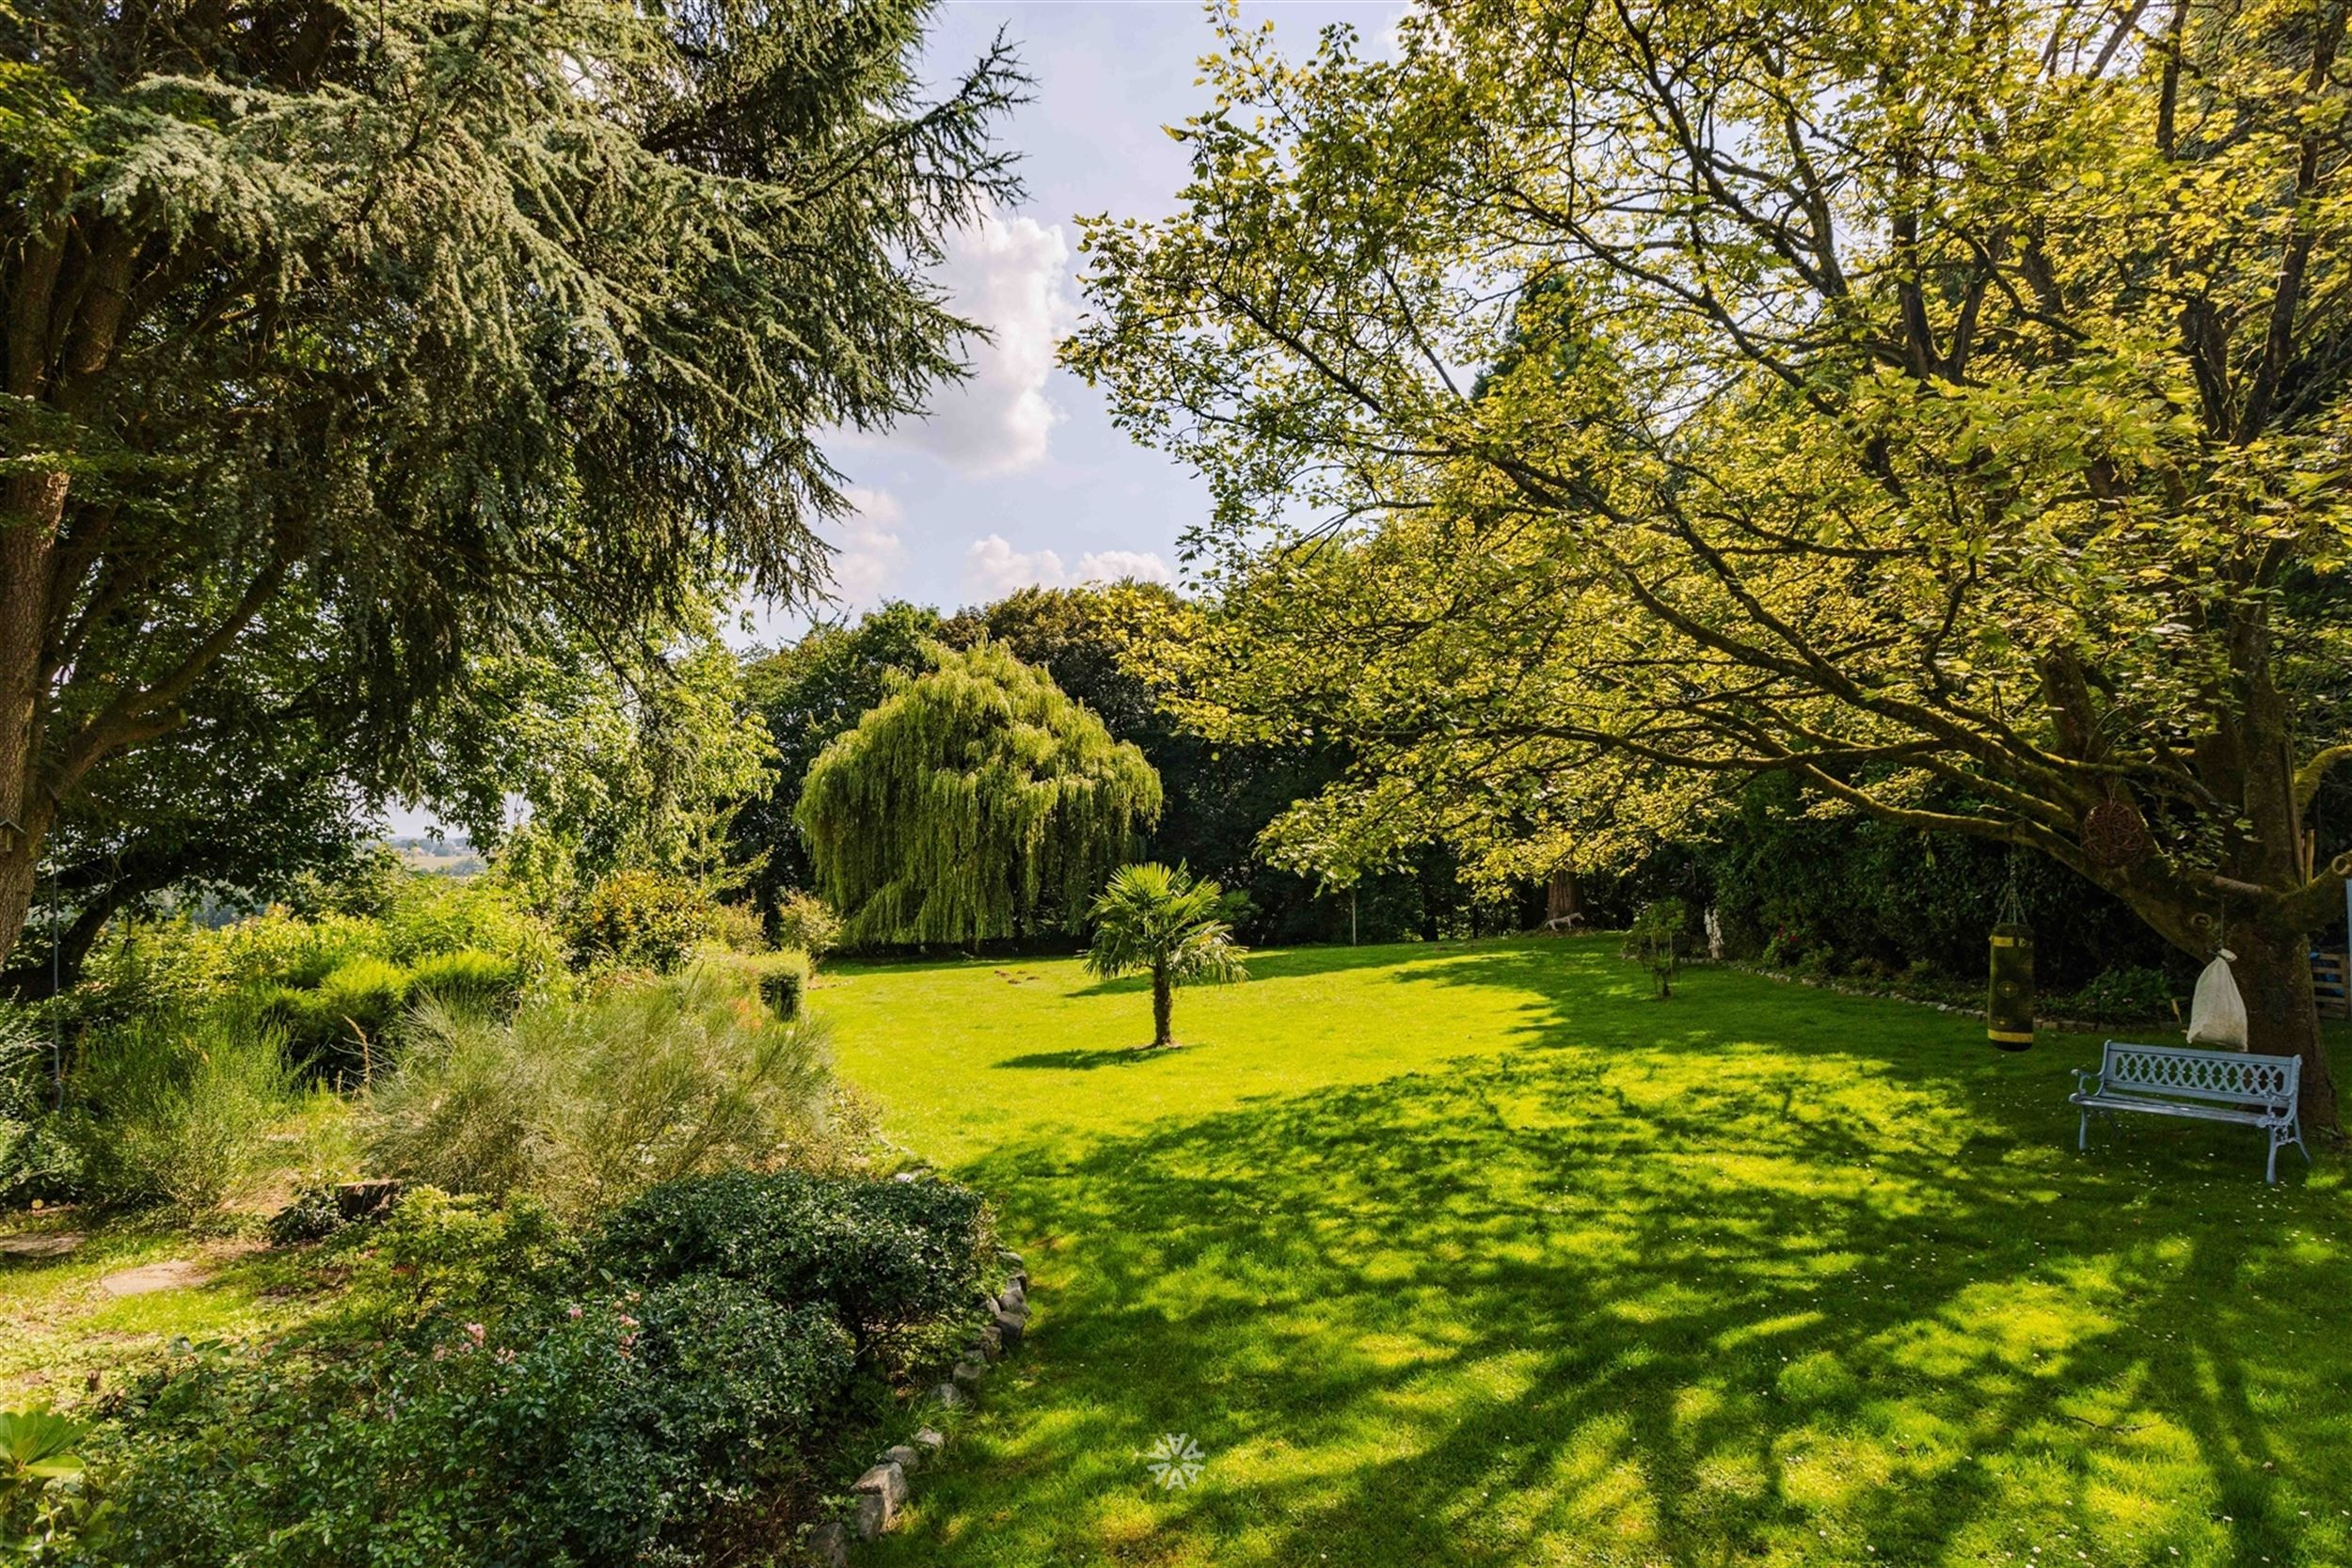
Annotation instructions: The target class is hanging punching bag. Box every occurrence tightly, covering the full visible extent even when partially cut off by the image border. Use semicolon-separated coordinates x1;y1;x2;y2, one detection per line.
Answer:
1987;923;2035;1051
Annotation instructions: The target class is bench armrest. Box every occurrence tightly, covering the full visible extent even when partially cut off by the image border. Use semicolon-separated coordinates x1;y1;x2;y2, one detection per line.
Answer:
2071;1068;2105;1092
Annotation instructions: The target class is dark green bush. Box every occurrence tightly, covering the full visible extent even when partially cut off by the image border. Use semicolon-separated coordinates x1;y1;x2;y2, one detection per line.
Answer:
636;1275;856;1462
87;1175;963;1568
598;1169;991;1345
1699;772;2177;989
96;1295;858;1568
715;949;811;1021
262;955;413;1081
94;1305;674;1568
263;1180;348;1244
2052;965;2176;1023
0;1011;75;1205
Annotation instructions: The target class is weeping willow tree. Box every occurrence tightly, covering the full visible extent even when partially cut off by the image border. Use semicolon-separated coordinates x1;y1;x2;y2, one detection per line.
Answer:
797;643;1161;944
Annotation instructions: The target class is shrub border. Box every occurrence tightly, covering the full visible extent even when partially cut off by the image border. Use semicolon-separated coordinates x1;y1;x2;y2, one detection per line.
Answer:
803;1247;1031;1566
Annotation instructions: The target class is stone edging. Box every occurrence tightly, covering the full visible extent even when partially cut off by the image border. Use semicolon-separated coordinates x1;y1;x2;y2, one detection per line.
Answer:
805;1248;1031;1566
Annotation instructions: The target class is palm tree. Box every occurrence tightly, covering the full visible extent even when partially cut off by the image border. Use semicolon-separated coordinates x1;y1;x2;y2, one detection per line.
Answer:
1084;863;1248;1048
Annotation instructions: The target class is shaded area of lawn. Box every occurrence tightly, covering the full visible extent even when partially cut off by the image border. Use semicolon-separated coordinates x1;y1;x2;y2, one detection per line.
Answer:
0;1217;338;1407
821;937;2352;1568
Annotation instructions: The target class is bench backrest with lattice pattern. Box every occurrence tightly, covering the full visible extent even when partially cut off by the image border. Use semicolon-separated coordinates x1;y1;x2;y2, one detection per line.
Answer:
2097;1041;2299;1110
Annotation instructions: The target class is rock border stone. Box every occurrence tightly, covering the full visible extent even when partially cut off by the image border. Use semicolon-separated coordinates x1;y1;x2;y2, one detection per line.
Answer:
804;1251;1031;1564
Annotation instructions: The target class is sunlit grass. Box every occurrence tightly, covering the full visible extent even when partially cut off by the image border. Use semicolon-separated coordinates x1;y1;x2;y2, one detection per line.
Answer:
818;936;2352;1568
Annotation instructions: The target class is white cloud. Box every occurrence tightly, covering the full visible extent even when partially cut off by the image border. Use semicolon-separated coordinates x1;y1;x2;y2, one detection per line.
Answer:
904;211;1073;477
962;533;1067;600
828;485;909;610
1075;549;1172;584
959;537;1174;602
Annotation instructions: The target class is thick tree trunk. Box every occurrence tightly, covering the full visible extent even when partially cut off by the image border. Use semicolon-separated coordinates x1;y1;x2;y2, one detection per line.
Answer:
0;469;67;974
1545;866;1582;930
2232;923;2336;1134
1151;968;1173;1047
0;835;36;979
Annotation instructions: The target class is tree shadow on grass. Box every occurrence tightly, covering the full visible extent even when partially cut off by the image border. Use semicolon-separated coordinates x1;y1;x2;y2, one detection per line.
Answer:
1061;940;1533;1000
996;1045;1194;1070
873;1005;2352;1568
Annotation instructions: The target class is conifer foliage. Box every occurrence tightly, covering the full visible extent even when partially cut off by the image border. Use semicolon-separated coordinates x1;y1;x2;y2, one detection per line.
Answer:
0;0;1021;973
797;643;1161;945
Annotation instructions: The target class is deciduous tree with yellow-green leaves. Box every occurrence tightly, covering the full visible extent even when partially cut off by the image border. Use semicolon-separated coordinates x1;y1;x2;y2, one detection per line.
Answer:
1070;0;2352;1127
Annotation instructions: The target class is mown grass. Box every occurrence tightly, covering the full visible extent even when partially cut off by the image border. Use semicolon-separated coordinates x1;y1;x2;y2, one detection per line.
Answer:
817;936;2352;1568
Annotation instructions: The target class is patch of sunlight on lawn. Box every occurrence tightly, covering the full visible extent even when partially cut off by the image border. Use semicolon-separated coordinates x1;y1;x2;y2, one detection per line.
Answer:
820;935;2352;1568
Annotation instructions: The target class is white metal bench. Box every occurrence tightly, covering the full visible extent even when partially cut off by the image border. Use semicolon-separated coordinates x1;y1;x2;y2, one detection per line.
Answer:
2070;1040;2309;1183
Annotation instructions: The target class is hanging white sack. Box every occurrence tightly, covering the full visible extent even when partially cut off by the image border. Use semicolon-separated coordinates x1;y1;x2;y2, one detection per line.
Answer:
2185;949;2249;1050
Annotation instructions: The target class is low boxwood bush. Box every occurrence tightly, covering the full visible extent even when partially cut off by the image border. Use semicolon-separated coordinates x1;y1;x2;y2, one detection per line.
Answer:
713;950;811;1021
598;1169;992;1345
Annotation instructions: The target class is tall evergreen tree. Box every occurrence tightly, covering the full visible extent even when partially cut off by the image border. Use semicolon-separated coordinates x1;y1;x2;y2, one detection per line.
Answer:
0;0;1021;968
797;642;1160;945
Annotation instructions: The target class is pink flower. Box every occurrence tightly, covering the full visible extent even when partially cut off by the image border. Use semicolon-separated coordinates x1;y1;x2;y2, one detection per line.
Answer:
464;1323;485;1345
566;1305;582;1320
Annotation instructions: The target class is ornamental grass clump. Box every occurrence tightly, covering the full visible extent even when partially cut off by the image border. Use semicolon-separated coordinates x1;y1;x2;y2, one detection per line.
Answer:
62;1004;294;1212
366;963;837;1220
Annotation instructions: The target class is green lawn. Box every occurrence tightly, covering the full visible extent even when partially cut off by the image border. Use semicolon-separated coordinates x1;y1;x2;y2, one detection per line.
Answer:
816;936;2352;1568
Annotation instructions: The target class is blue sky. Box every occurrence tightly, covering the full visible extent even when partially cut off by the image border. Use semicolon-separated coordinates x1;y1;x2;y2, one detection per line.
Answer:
737;0;1401;645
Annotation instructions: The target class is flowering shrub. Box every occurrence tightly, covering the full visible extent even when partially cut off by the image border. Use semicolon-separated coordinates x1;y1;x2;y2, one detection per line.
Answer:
566;871;717;974
79;1171;985;1566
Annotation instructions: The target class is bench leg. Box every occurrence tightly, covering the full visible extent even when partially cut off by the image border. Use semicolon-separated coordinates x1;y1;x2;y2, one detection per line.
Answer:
2077;1108;2090;1153
2267;1135;2280;1185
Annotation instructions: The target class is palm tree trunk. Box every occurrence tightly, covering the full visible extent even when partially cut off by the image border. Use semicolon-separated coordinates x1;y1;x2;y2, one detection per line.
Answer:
1152;966;1173;1047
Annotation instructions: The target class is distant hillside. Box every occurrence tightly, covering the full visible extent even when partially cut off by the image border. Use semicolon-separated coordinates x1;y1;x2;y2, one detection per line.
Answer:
389;834;484;879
